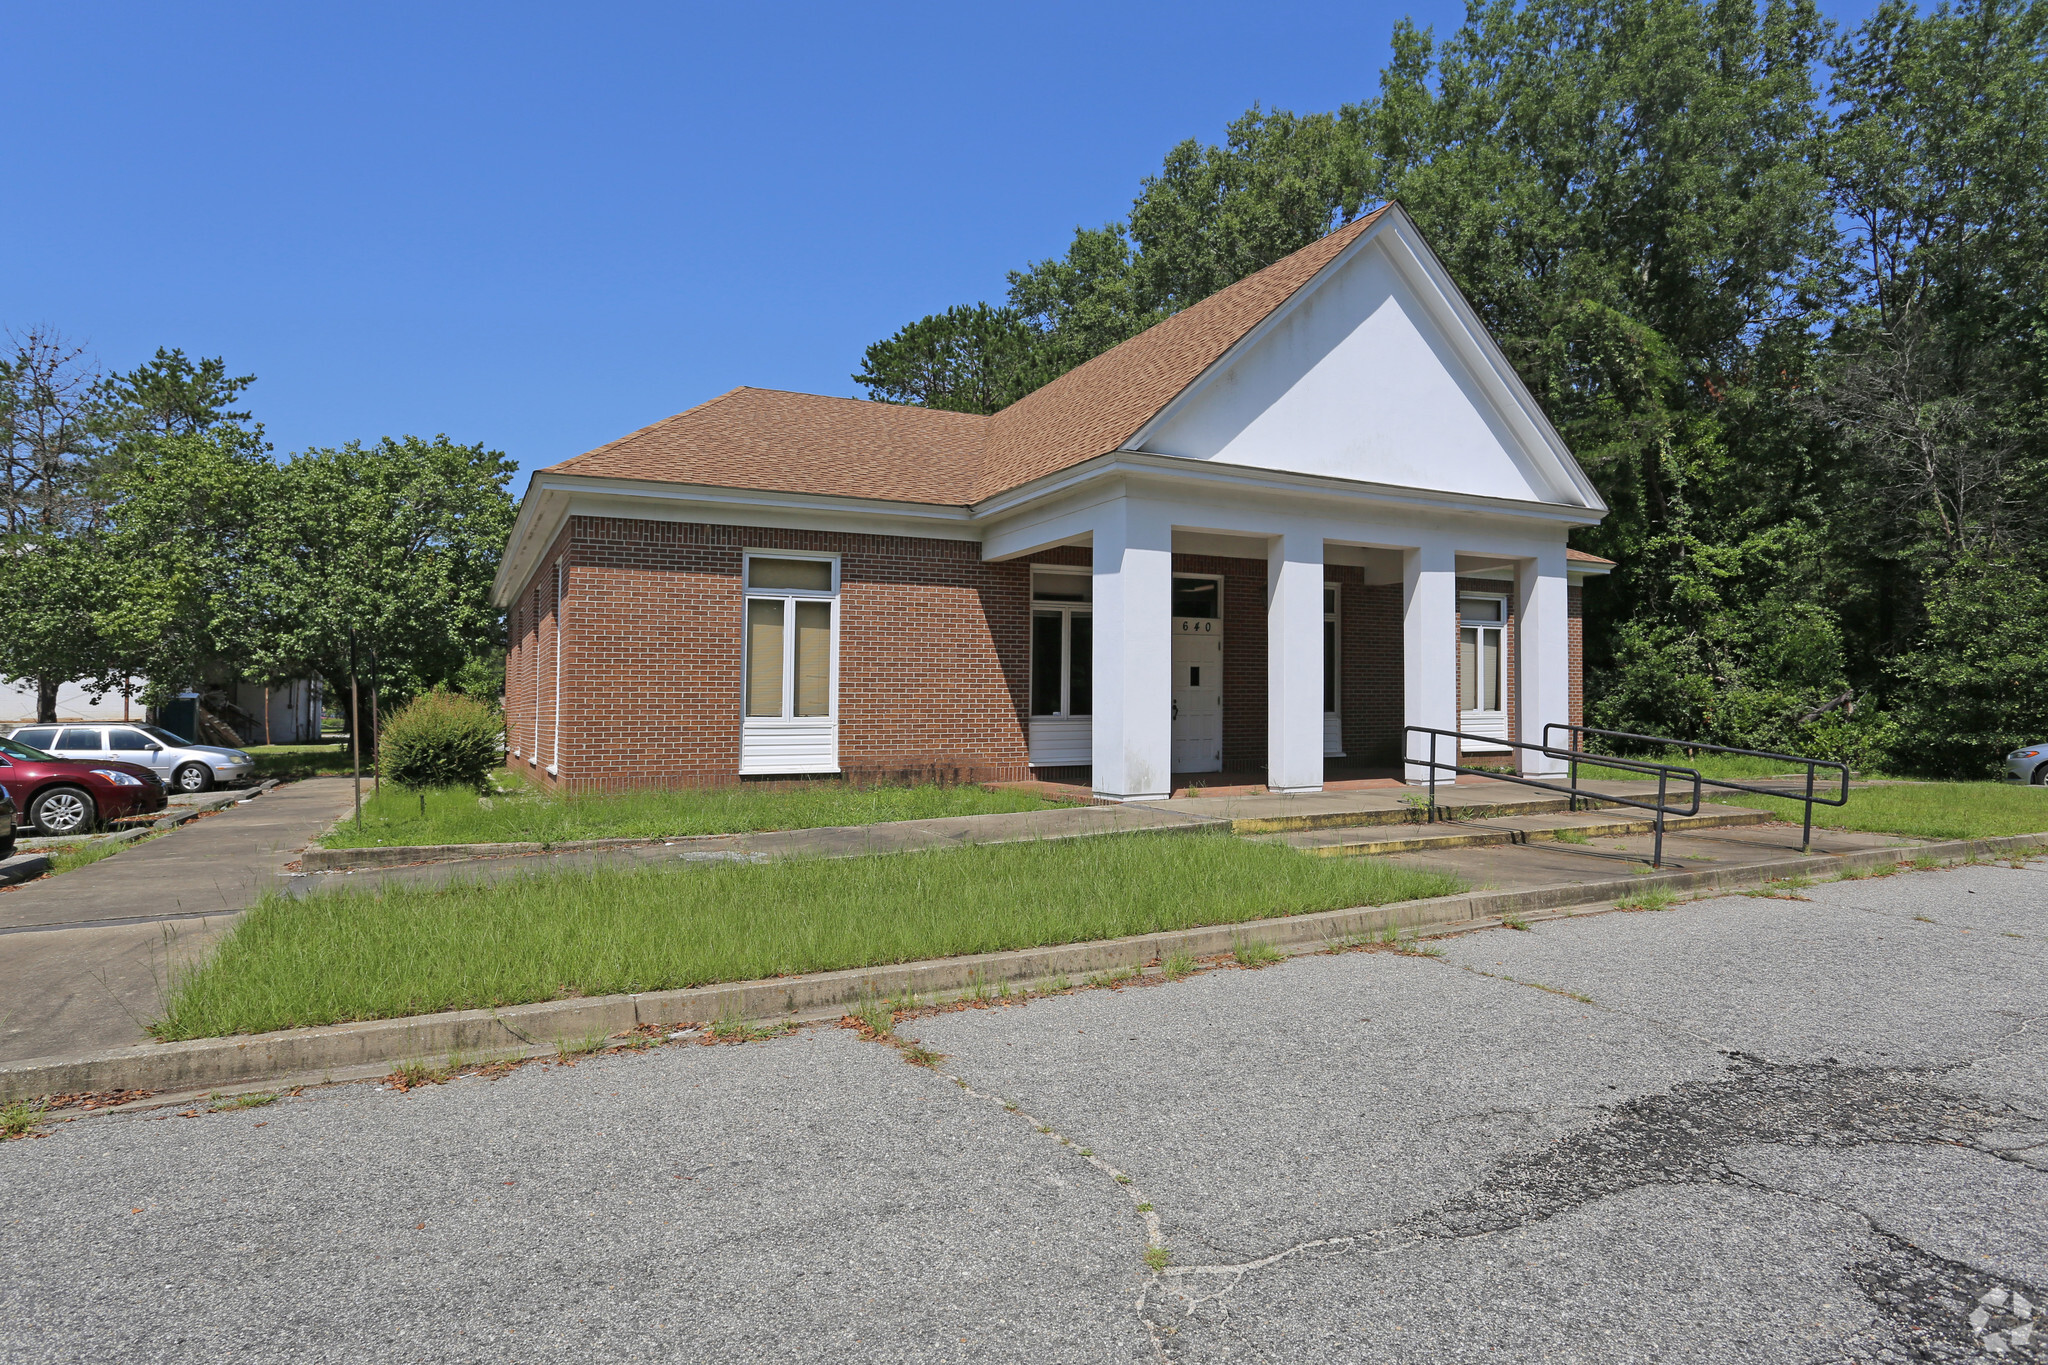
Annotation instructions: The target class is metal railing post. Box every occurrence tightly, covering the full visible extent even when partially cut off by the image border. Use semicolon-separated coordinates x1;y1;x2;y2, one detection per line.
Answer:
1801;762;1816;852
1569;731;1580;813
1427;731;1438;823
1653;769;1666;869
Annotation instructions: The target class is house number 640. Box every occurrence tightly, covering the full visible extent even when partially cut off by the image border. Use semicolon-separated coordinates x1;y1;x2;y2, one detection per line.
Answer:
1178;620;1214;633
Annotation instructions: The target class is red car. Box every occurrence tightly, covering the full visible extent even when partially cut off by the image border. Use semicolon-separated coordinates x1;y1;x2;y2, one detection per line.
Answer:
0;736;167;837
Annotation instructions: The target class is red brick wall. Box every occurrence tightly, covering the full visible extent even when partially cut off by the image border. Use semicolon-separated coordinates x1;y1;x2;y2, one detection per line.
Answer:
507;516;1036;790
1335;576;1403;766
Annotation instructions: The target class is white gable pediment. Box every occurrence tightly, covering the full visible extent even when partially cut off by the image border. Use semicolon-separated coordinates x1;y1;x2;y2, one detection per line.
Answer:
1130;210;1601;509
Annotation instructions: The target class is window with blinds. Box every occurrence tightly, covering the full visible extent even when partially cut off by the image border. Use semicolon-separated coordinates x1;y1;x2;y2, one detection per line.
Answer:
742;555;838;730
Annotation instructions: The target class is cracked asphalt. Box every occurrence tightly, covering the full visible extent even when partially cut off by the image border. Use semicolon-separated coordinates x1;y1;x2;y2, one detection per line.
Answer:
2;858;2043;1363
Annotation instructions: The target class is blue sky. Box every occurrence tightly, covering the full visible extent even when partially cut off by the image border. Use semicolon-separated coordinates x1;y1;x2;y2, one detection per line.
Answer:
5;2;1866;484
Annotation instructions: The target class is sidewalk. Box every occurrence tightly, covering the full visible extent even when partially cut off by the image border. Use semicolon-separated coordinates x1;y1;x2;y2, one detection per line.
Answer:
295;774;1736;882
0;778;360;1063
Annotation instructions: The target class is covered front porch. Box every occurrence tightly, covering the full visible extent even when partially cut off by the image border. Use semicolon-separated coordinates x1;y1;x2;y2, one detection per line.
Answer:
984;476;1588;802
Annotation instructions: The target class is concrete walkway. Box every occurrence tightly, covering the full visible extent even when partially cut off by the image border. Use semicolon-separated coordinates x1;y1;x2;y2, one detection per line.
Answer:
0;778;359;1063
291;774;1801;894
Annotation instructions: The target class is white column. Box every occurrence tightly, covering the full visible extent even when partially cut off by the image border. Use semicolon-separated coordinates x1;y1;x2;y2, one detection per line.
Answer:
1516;542;1572;776
1091;496;1174;801
1266;528;1325;793
1401;541;1459;784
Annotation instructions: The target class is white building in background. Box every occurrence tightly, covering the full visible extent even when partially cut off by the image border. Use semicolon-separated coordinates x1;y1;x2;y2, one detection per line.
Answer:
0;678;145;724
0;676;325;744
227;679;326;745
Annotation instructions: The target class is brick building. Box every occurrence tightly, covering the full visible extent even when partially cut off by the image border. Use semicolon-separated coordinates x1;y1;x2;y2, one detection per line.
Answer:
494;205;1612;798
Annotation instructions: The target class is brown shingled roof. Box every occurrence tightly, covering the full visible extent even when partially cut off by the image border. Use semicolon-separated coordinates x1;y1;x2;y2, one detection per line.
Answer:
975;205;1390;499
545;387;988;503
546;206;1393;506
1565;548;1614;565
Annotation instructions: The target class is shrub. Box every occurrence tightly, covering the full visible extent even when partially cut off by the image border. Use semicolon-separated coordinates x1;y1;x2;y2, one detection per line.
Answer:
380;691;501;802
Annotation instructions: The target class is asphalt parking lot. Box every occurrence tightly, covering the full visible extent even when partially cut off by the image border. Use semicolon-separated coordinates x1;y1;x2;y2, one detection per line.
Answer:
3;858;2043;1363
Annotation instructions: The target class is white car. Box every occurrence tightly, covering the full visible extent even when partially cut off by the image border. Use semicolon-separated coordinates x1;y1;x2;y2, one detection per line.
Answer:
5;723;255;793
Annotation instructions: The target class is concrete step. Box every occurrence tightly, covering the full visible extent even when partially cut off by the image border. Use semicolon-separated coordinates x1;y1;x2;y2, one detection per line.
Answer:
1225;794;1613;835
1263;803;1774;856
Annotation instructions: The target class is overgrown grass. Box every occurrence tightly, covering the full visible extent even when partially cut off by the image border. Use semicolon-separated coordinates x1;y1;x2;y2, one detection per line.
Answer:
248;744;360;782
319;773;1074;849
153;834;1467;1038
46;838;135;876
1565;748;1832;783
1738;780;2048;841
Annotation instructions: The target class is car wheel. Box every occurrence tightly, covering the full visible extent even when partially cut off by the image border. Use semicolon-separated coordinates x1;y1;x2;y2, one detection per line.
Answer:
30;786;96;837
173;763;213;794
2035;762;2048;786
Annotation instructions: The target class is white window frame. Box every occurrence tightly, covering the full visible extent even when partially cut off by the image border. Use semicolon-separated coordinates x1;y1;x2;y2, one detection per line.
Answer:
549;558;564;775
1027;565;1093;766
740;550;841;774
530;585;542;767
1458;591;1511;752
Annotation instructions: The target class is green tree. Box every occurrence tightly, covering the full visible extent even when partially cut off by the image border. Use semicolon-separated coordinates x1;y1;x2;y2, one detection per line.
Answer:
853;303;1043;414
247;435;517;750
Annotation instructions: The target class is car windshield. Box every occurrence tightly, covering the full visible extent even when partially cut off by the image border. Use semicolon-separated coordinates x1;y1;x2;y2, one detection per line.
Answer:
0;737;57;761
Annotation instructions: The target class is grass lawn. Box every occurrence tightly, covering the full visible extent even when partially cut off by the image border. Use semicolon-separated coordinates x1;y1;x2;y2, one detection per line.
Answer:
152;834;1466;1038
1739;780;2048;841
1566;749;1839;782
318;774;1078;849
1563;748;2048;840
247;743;361;782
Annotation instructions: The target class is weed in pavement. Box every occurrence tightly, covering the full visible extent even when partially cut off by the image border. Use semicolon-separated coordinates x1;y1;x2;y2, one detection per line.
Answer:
1;1101;47;1139
556;1029;609;1060
1616;886;1678;912
1161;950;1196;981
1233;937;1284;968
852;993;895;1037
387;1059;452;1091
1145;1247;1172;1272
1501;914;1531;931
1551;828;1591;845
208;1091;277;1112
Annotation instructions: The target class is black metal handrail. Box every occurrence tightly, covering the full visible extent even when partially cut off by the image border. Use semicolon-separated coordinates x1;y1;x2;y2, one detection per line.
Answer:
1543;724;1850;853
1403;726;1702;868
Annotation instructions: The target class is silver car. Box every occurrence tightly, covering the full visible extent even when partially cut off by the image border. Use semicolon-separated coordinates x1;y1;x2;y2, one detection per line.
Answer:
5;723;255;793
2005;742;2048;785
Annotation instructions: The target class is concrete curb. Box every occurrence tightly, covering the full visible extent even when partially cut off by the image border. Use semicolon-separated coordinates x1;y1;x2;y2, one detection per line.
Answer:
301;834;676;871
0;852;53;886
1280;806;1773;856
7;828;2043;1105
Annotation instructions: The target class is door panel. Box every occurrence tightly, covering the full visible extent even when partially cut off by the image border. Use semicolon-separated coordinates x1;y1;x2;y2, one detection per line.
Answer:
108;727;168;779
1171;618;1223;773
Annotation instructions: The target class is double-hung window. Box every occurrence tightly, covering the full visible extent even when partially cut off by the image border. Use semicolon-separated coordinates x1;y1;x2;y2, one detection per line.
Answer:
1027;568;1092;765
741;553;840;773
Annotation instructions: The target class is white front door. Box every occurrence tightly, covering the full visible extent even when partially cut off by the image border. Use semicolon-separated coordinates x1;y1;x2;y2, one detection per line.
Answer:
1171;616;1223;773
